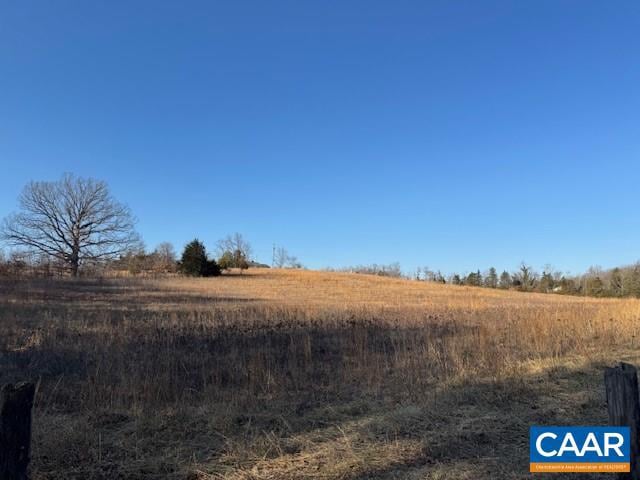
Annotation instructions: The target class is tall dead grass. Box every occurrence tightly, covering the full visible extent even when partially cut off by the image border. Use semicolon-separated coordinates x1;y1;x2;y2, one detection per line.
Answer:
1;269;638;478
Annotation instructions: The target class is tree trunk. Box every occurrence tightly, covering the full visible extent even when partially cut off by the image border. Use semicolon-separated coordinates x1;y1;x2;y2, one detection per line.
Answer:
605;363;640;480
70;246;79;277
0;382;36;480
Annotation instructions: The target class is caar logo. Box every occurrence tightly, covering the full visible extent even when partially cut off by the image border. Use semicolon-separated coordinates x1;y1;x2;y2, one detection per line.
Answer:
530;426;630;473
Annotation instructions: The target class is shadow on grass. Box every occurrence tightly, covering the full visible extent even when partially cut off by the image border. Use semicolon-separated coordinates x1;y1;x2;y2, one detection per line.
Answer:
0;277;624;479
23;349;619;479
344;361;614;480
0;277;262;312
178;359;615;480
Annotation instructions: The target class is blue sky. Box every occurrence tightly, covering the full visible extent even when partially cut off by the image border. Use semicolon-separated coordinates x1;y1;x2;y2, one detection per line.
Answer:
1;1;639;275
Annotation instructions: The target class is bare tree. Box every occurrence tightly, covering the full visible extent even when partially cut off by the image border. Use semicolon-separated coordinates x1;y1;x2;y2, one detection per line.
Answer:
273;246;300;268
152;242;177;273
346;263;402;278
422;266;436;282
216;233;252;271
1;174;140;276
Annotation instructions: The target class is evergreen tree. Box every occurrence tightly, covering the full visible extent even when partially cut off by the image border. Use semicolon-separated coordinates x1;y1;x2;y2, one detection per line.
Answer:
610;267;624;297
179;239;220;277
466;270;482;286
485;267;498;288
499;270;511;289
515;263;536;292
539;271;555;293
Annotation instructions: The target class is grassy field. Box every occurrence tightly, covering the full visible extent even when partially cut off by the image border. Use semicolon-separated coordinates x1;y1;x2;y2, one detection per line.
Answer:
2;268;640;479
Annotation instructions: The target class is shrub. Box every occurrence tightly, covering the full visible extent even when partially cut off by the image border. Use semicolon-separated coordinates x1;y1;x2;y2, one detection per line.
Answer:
217;249;249;271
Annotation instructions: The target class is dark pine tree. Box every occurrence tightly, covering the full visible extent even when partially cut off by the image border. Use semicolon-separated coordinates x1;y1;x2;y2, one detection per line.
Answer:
180;239;220;277
499;270;511;289
485;267;498;288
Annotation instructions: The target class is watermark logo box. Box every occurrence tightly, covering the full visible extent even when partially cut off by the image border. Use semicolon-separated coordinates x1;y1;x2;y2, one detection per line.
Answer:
530;426;630;473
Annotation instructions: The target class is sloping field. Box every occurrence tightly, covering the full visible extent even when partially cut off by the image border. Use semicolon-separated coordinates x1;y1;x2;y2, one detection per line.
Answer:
2;269;640;479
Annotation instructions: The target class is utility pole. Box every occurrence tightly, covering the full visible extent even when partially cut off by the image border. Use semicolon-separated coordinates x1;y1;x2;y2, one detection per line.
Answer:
272;243;275;268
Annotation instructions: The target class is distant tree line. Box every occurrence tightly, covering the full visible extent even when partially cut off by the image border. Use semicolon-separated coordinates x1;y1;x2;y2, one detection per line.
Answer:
326;263;403;278
2;174;640;295
431;263;558;292
0;232;267;278
325;260;640;299
417;262;640;298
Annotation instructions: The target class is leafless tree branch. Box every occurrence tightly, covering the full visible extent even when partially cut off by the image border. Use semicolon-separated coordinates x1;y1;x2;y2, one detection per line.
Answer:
1;173;140;276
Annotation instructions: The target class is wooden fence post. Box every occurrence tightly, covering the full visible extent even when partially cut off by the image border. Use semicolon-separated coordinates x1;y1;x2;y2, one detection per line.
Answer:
0;382;36;480
605;363;640;480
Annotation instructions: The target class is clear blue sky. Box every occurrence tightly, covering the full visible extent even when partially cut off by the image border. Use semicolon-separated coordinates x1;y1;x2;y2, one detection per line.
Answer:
1;1;639;275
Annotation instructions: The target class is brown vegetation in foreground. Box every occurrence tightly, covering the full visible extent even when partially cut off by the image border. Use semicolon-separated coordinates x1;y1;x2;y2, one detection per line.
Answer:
2;269;640;479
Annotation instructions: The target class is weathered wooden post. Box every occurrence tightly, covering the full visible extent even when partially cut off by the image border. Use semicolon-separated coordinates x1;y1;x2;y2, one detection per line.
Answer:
605;363;640;480
0;382;36;480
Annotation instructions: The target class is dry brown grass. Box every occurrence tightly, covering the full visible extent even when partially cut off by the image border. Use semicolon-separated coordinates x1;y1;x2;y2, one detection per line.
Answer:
2;268;639;479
